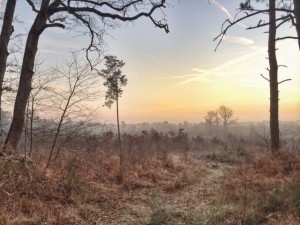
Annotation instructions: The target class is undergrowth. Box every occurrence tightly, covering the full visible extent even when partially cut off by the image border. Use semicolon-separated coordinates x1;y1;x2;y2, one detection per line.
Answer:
208;151;300;225
0;150;205;224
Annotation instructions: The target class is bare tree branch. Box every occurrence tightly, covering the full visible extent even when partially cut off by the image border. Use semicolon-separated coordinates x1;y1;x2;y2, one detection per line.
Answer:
26;0;39;13
278;78;291;84
260;74;270;82
276;36;299;41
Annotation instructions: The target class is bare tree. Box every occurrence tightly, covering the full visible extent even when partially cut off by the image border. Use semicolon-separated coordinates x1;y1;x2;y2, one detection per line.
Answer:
217;105;237;133
204;111;215;128
251;122;271;150
4;0;169;152
45;54;100;169
294;0;300;49
0;0;17;153
100;55;127;182
0;0;17;97
240;0;300;48
204;110;220;128
214;0;296;150
268;0;280;151
25;61;60;157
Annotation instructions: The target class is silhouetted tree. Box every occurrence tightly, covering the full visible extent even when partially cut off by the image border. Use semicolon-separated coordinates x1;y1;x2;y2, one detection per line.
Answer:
204;111;215;128
214;0;296;151
217;105;237;133
0;0;17;153
100;55;127;182
294;0;300;49
204;110;220;128
239;0;300;49
268;0;280;151
4;0;169;152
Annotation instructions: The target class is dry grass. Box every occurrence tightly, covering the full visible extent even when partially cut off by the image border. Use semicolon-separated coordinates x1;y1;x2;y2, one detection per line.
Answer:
3;145;299;225
0;150;206;224
208;151;300;225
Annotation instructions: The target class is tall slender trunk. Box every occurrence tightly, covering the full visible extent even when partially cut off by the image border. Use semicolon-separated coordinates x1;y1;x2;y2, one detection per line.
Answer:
24;99;30;159
45;108;66;169
116;96;121;151
116;94;123;181
0;0;17;147
293;0;300;50
29;96;34;157
4;0;50;151
268;0;280;151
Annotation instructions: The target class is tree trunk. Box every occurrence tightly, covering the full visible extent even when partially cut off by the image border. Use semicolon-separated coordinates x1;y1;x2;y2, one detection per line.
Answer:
268;0;280;151
116;94;124;182
0;0;17;147
4;0;50;151
29;96;34;157
293;0;300;50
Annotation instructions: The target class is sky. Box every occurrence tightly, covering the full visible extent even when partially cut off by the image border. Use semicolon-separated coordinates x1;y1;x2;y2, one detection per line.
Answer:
1;0;300;123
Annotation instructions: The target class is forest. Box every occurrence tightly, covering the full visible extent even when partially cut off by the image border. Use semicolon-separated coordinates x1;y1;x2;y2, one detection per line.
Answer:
0;0;300;224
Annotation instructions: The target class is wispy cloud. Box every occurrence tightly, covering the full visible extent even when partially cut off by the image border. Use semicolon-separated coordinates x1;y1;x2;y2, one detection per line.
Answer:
222;35;254;45
39;49;64;55
191;68;211;73
168;74;198;79
210;0;235;21
241;78;267;88
167;45;267;89
40;39;79;50
166;72;215;89
210;0;247;28
144;54;157;59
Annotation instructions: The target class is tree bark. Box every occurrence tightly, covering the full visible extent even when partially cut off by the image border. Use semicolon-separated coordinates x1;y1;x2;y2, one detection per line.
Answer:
4;0;50;151
293;0;300;50
268;0;280;151
0;0;17;147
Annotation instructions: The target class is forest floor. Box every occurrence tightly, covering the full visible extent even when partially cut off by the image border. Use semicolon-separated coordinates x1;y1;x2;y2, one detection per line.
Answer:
0;149;300;225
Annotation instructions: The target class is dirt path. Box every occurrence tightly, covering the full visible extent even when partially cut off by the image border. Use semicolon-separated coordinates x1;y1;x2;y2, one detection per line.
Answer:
114;159;232;225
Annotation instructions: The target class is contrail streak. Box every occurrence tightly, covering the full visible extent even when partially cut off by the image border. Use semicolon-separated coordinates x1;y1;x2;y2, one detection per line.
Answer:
210;0;235;21
210;0;247;28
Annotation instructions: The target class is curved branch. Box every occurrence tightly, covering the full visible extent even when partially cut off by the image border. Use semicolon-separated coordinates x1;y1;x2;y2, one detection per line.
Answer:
214;10;266;51
26;0;39;13
72;0;143;12
44;23;65;29
246;14;293;30
214;5;298;51
49;1;169;33
65;10;98;70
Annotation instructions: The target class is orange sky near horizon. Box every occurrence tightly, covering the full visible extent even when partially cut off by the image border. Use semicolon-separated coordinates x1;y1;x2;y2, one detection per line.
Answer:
102;2;300;123
105;38;300;123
